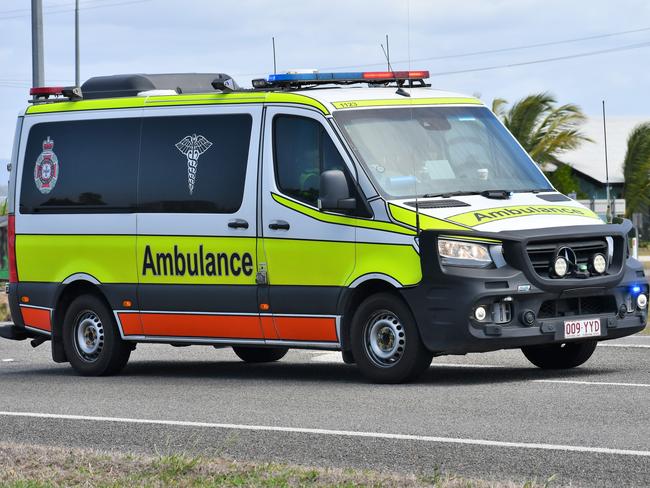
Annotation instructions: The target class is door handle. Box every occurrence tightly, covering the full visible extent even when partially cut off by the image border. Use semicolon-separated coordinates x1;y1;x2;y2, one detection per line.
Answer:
268;220;290;231
228;219;249;229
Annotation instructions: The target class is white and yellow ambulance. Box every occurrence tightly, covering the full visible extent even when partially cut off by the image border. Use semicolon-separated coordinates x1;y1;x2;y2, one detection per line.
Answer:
1;71;647;383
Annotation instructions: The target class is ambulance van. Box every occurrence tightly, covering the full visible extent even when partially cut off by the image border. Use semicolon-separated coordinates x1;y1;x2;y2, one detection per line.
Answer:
1;71;647;383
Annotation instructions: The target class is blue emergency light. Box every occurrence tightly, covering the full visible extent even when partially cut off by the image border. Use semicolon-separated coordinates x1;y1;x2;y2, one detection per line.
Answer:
253;70;430;89
268;70;429;83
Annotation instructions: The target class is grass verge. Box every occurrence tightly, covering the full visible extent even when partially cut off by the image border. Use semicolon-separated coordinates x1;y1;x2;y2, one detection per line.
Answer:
0;442;557;488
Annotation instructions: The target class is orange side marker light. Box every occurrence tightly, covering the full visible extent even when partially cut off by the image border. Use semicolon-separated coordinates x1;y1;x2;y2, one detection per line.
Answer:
259;303;270;311
122;299;133;308
20;296;30;303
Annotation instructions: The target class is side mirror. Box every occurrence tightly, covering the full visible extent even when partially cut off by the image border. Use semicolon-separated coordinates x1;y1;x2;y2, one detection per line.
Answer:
318;170;356;211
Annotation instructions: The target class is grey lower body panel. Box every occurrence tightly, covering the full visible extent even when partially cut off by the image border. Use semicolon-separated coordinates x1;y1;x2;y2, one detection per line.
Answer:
401;263;647;355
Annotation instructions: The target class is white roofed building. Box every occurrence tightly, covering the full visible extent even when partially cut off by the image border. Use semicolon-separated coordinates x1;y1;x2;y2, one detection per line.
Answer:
559;116;648;200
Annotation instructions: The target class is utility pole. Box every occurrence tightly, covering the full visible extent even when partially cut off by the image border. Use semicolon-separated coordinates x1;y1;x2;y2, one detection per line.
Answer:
31;0;44;88
75;0;80;87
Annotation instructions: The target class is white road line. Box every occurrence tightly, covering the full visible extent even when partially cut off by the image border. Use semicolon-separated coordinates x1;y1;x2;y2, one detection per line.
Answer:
598;343;650;349
1;359;14;362
430;362;501;368
534;379;650;388
0;411;648;457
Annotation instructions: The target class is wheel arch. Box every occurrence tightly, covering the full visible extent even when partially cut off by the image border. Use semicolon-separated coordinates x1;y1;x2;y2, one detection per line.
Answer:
338;276;408;351
51;277;110;363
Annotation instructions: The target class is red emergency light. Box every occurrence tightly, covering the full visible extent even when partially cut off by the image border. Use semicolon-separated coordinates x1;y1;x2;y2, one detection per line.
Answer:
29;86;83;102
362;70;430;80
30;86;65;97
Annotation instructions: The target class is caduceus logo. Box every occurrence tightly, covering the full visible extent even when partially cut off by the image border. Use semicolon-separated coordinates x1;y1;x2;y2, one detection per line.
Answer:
175;134;213;195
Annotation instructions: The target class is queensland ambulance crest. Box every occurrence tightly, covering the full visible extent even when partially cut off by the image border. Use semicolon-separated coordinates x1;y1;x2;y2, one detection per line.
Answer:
34;137;59;194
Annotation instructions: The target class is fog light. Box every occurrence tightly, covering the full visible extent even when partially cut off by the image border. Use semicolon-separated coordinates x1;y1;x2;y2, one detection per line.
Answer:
552;256;568;278
591;253;607;274
521;310;536;326
474;306;488;321
637;294;648;310
619;304;628;318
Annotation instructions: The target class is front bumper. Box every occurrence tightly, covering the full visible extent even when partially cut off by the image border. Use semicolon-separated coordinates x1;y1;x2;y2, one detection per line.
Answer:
401;222;648;354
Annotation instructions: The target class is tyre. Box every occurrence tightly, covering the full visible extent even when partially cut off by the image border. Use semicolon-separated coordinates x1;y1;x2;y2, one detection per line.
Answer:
232;346;288;363
350;293;433;383
522;340;597;369
62;294;131;376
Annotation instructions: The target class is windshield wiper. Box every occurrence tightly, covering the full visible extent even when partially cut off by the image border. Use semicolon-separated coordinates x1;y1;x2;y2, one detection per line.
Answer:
421;189;512;199
512;188;554;193
421;190;482;199
480;190;512;199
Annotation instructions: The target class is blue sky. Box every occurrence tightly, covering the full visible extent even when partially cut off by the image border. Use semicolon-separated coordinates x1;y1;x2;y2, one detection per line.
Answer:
1;0;650;174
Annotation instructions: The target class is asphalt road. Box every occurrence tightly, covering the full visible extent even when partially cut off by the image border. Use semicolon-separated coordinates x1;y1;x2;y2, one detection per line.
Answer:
0;334;649;487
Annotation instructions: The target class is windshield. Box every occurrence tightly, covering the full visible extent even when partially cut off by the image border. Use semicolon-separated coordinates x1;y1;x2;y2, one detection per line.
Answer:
333;106;552;199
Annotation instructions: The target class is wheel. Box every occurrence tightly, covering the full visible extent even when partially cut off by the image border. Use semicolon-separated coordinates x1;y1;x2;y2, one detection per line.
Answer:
62;294;131;376
522;340;597;369
350;293;433;383
232;346;288;363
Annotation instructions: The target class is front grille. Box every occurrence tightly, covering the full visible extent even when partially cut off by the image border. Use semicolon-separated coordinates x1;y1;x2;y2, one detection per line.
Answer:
526;238;609;278
537;296;617;319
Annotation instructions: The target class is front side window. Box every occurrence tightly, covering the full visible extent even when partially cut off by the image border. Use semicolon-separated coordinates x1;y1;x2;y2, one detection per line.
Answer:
139;114;252;213
273;115;348;207
333;106;552;199
20;118;140;213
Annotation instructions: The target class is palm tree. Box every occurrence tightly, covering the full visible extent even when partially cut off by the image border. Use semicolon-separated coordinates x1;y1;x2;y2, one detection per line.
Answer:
492;93;591;195
492;93;591;165
622;122;650;218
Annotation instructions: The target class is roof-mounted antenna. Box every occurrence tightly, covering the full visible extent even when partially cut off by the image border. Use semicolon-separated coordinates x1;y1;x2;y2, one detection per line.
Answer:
380;34;393;72
407;0;419;236
272;37;277;75
602;100;612;223
382;34;410;98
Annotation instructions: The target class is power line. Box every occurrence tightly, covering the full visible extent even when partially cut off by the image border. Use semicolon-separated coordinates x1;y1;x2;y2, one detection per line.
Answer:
228;38;650;81
0;0;151;20
318;26;650;71
427;40;650;77
0;0;140;15
0;1;75;15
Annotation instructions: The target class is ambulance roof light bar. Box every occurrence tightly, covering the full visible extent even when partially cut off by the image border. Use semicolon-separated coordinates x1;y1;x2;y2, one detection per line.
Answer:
252;70;430;89
29;86;83;103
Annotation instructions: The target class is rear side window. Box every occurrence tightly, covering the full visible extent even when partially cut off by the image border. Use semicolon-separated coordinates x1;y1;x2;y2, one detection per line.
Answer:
138;114;252;213
20;118;140;213
273;115;348;207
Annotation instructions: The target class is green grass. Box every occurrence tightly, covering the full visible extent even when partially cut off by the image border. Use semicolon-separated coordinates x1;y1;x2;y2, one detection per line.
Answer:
0;442;558;488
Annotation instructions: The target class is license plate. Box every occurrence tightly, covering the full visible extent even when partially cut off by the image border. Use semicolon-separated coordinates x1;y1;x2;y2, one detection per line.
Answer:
563;318;601;339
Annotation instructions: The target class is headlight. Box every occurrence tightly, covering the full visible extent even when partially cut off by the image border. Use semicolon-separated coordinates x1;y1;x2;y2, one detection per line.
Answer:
438;239;493;268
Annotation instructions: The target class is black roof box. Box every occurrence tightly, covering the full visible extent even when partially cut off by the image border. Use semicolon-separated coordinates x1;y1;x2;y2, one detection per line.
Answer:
80;73;238;99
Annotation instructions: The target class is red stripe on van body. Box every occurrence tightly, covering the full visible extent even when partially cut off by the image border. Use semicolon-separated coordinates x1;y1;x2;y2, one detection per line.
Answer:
260;316;279;339
273;316;338;342
117;313;143;335
21;306;51;332
139;313;265;339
